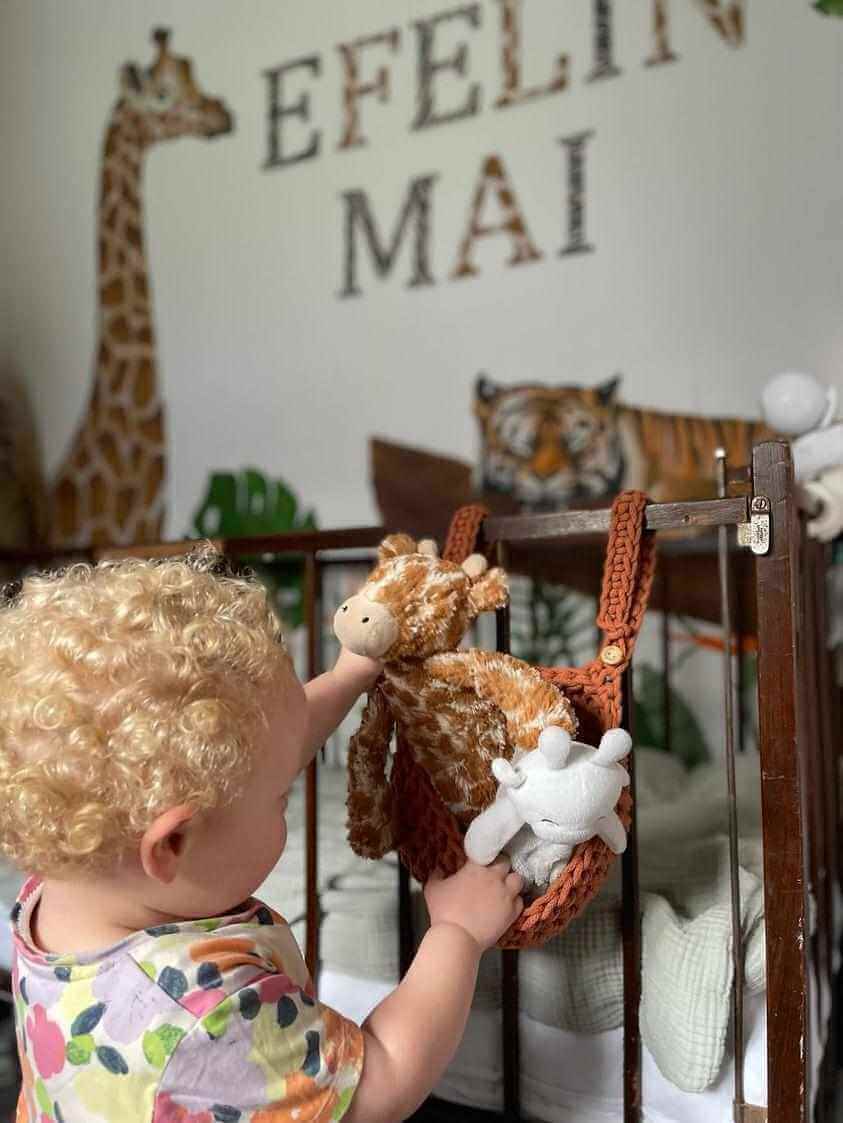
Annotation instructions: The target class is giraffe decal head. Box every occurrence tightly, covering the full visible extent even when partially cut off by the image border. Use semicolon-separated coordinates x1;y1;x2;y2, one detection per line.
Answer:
120;28;233;143
334;533;508;661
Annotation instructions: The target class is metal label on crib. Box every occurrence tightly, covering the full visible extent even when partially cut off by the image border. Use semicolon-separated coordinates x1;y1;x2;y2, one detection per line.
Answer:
737;496;771;555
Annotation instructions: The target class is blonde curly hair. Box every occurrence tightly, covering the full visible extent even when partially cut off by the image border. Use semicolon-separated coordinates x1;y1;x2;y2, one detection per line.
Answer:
0;545;292;878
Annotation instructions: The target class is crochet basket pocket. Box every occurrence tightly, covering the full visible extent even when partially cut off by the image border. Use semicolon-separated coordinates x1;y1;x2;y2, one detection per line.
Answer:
390;492;656;950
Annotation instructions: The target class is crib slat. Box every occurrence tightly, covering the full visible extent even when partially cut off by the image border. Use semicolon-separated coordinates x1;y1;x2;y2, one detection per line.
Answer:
621;667;642;1123
812;542;839;1123
752;442;808;1123
800;540;829;1023
398;858;414;980
808;544;835;1024
715;450;746;1114
660;568;671;753
304;552;322;985
813;543;839;939
501;950;521;1121
495;542;521;1122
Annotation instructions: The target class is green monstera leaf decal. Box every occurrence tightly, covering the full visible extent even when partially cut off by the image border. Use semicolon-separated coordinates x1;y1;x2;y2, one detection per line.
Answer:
814;0;843;15
191;469;317;629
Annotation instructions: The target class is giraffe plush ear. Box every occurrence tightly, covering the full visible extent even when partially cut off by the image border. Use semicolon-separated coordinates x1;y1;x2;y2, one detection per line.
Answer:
121;63;144;96
467;567;508;616
378;534;417;561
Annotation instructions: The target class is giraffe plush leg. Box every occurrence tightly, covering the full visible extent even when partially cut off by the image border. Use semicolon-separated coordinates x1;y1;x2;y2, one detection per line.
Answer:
347;687;395;859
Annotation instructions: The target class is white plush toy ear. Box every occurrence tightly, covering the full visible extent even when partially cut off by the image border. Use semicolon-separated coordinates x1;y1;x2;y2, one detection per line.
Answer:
464;797;525;866
592;728;632;768
538;727;572;769
418;539;439;558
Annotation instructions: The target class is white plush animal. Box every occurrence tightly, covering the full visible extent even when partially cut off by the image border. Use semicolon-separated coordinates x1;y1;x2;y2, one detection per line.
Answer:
761;371;843;541
464;727;632;892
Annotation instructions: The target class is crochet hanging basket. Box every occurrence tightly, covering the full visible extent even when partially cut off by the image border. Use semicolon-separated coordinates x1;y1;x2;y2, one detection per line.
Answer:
390;492;657;950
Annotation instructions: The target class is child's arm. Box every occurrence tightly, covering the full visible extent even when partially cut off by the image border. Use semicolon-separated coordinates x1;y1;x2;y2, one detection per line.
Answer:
345;858;523;1123
303;647;382;763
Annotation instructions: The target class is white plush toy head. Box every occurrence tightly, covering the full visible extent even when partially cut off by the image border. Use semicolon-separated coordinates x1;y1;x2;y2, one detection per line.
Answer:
761;372;837;436
464;727;632;870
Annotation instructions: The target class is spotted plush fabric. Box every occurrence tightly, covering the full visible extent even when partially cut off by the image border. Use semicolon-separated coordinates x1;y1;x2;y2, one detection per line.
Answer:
381;652;577;827
11;878;362;1122
343;533;577;860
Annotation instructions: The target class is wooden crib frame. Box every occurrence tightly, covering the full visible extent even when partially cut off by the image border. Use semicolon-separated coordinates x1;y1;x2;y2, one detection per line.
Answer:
1;441;839;1122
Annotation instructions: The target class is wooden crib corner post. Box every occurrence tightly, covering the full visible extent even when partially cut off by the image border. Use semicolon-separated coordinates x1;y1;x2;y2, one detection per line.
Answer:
752;441;809;1123
621;664;642;1123
304;551;322;985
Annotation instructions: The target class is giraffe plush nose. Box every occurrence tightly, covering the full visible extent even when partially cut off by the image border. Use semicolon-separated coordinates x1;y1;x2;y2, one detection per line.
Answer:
333;594;399;659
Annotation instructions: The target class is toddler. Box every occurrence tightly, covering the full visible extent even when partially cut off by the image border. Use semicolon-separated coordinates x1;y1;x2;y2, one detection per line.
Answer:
0;547;523;1122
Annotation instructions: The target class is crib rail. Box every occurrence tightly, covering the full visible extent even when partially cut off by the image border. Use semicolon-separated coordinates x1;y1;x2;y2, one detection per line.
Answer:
1;441;838;1123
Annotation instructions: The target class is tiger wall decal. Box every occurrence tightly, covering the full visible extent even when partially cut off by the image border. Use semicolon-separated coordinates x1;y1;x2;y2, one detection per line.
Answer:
474;375;773;509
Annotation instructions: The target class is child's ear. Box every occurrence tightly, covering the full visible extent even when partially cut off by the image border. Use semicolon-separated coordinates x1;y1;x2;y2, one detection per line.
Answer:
377;534;417;561
140;805;196;885
467;567;509;616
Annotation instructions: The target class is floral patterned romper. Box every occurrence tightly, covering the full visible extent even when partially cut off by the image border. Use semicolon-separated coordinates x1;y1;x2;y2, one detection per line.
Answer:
11;878;363;1122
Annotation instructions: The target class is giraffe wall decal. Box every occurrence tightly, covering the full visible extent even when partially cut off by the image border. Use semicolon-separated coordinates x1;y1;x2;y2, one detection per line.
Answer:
49;28;233;547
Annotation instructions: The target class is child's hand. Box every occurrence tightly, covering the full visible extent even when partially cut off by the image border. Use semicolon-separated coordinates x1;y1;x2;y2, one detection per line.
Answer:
334;645;383;692
302;648;383;760
424;858;524;951
352;856;523;1121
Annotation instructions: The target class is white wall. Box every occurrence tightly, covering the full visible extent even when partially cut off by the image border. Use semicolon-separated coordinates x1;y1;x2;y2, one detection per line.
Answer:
1;0;842;535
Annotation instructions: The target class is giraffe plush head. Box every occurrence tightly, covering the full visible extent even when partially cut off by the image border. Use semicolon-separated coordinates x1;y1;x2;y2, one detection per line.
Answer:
334;534;508;661
119;28;233;144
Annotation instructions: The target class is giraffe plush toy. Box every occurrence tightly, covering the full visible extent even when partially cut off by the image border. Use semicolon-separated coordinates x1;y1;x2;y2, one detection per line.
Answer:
334;534;578;863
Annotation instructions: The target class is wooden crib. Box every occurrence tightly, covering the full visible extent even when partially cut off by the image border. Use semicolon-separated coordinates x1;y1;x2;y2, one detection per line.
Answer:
1;440;839;1123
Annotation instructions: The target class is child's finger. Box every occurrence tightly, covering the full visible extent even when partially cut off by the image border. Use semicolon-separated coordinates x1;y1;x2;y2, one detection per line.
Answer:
489;855;512;878
505;871;524;895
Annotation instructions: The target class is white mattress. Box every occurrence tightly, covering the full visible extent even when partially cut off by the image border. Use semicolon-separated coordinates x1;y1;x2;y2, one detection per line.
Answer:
319;968;768;1123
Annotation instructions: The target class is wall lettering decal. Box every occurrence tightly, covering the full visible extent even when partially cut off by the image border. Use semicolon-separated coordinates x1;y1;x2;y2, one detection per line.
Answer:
261;0;748;297
452;154;542;279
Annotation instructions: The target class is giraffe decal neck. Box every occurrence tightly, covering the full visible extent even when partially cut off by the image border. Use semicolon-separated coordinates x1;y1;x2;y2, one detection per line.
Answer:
49;29;233;547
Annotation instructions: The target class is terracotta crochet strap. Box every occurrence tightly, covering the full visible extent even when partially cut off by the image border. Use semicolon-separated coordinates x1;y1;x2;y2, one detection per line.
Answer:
541;491;655;737
442;504;488;564
594;490;656;673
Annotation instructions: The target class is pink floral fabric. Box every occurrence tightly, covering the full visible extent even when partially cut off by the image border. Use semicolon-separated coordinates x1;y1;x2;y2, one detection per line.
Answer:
11;878;362;1122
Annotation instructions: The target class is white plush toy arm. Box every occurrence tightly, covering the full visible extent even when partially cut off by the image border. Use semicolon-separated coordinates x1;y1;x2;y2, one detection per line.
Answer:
803;466;843;542
464;793;524;866
596;812;627;854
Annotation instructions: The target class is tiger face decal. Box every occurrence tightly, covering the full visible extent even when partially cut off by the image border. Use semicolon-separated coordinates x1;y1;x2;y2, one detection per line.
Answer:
474;375;625;510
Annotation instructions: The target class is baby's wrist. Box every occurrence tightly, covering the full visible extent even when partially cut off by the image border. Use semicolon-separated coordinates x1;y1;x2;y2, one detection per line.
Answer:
426;919;484;958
